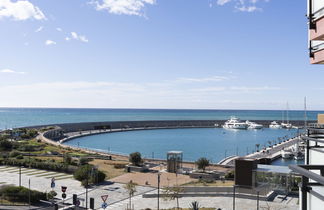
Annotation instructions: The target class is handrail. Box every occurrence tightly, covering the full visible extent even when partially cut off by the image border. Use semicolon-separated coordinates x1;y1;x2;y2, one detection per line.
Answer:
302;136;324;144
289;165;324;186
310;189;324;201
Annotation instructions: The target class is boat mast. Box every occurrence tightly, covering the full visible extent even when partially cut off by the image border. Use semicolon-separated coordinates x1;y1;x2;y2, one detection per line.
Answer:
286;102;289;124
304;97;308;129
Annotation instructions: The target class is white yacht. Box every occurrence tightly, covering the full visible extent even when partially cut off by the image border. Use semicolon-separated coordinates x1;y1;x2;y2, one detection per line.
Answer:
223;117;248;129
246;121;263;129
281;122;293;129
269;121;282;129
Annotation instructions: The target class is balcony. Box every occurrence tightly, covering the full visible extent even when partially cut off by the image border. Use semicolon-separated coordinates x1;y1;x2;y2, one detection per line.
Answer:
310;41;324;64
289;126;324;209
310;15;324;40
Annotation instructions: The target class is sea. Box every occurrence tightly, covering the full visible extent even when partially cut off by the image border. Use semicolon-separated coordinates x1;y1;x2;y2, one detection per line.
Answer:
0;108;321;129
0;108;320;165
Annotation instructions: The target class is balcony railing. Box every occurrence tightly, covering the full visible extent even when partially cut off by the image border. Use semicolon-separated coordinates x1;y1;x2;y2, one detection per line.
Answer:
289;165;324;210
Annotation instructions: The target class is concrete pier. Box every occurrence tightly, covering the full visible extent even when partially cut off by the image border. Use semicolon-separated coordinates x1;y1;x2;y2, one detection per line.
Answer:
218;136;301;166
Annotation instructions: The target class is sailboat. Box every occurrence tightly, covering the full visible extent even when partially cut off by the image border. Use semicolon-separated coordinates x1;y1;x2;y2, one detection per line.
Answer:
281;102;292;129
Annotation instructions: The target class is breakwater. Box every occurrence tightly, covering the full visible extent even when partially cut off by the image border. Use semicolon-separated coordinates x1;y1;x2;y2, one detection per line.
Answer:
32;119;313;142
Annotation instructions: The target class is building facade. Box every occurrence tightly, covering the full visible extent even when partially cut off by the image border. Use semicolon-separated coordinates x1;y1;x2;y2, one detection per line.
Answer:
289;114;324;209
308;0;324;64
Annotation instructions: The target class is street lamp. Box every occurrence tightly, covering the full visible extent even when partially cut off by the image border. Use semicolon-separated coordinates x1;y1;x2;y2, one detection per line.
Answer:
157;172;161;210
232;185;237;210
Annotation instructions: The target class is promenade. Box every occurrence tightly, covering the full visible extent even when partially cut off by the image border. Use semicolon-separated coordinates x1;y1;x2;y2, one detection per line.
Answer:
219;136;301;165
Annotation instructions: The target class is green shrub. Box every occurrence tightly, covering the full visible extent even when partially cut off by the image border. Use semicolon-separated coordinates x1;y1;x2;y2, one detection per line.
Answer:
16;155;24;160
0;140;13;151
9;151;20;158
74;165;106;186
63;153;72;165
2;158;77;173
225;171;234;179
17;144;42;152
0;185;48;204
79;157;89;165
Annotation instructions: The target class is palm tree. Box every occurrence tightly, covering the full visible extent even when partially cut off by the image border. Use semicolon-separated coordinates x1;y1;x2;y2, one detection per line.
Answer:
190;201;200;210
124;180;137;210
163;186;184;210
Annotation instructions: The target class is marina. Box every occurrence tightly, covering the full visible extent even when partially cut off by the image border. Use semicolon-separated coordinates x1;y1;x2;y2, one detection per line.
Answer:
61;126;301;163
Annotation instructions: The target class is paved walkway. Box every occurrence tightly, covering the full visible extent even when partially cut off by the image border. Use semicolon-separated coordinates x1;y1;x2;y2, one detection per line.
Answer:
0;166;154;209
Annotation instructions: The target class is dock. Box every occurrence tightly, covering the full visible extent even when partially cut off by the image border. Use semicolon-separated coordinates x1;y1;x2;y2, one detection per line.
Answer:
219;136;301;166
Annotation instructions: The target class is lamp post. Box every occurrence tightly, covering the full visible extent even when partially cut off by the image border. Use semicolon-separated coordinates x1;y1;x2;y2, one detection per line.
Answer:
28;179;31;209
19;166;21;187
233;185;236;210
256;190;259;210
157;172;161;210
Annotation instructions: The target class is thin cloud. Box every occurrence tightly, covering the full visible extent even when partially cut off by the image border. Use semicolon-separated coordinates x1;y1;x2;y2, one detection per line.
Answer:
0;69;25;74
236;5;261;12
35;26;43;33
0;0;46;21
217;0;267;12
92;0;156;17
0;81;284;109
66;32;89;43
56;28;62;32
230;86;281;91
217;0;231;6
176;76;230;83
45;40;56;46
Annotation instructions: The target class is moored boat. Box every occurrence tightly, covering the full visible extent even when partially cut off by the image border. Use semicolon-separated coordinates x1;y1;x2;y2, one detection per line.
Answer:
281;148;293;159
246;121;263;129
223;117;248;129
269;121;282;129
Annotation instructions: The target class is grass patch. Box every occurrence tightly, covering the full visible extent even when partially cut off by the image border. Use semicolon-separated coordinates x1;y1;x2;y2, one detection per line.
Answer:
89;159;127;179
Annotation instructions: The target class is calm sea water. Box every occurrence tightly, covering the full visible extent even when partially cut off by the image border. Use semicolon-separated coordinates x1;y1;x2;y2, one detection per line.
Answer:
0;108;321;130
64;128;300;162
271;158;304;166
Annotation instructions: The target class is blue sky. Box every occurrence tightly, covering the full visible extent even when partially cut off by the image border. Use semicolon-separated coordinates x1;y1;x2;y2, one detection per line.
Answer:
0;0;323;110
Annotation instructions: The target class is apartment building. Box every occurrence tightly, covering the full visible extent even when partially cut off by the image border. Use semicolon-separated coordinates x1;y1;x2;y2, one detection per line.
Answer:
289;114;324;209
308;0;324;64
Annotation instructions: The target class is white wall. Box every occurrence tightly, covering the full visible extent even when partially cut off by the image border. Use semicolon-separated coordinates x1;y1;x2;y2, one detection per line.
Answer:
312;0;324;19
308;186;324;210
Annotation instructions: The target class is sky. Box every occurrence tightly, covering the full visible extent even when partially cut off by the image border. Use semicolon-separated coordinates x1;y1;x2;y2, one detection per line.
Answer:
0;0;323;110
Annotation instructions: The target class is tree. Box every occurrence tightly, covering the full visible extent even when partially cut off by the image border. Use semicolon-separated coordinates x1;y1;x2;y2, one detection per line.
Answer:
0;140;13;151
195;157;210;172
163;186;184;210
79;157;89;165
63;153;72;165
73;165;106;186
129;152;142;166
124;180;137;209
